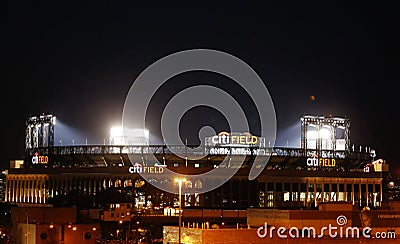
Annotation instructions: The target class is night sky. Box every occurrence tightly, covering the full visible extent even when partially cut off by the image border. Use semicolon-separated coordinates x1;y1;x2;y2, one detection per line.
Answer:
4;2;400;176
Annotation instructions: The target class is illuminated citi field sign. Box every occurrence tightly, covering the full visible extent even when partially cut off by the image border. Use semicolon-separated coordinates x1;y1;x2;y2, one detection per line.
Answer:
205;132;266;155
206;132;264;147
307;155;336;167
31;152;49;164
129;163;165;174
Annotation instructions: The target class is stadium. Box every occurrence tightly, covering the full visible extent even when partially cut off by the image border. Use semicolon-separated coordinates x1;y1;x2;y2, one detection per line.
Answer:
4;113;398;243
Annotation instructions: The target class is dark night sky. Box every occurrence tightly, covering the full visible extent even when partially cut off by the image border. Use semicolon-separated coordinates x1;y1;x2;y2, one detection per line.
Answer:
4;2;400;176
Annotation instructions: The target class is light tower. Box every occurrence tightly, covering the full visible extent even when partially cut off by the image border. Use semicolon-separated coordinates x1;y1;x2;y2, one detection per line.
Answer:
25;114;56;149
301;115;350;155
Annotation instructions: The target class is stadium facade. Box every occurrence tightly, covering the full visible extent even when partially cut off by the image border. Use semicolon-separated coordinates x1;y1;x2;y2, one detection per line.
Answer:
5;114;389;211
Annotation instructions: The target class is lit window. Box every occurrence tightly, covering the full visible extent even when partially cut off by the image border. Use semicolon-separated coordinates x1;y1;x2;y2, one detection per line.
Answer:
185;181;193;188
195;180;202;188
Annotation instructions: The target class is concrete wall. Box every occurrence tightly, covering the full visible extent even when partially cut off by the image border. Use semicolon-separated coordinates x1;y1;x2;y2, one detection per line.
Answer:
12;206;77;225
164;227;399;244
16;224;36;244
202;229;262;244
247;208;354;229
35;223;100;244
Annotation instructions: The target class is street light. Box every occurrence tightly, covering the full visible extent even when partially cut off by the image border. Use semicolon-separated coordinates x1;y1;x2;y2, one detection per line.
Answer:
174;178;186;244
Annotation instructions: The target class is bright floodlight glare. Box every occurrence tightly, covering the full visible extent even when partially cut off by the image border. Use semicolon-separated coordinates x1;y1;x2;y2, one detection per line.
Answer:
307;130;318;139
110;126;150;145
319;127;331;139
110;127;124;137
110;126;125;145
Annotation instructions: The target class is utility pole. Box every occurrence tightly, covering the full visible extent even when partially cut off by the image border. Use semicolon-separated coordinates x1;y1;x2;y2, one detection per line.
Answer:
175;178;185;244
25;212;29;244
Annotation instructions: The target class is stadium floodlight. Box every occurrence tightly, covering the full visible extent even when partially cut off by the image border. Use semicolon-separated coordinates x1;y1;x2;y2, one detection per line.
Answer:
110;126;124;145
110;126;150;146
302;115;350;152
110;126;124;138
319;127;331;140
306;130;318;140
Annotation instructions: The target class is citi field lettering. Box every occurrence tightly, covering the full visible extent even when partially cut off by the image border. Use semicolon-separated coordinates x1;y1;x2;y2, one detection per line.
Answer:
307;157;336;167
129;164;164;174
211;132;258;146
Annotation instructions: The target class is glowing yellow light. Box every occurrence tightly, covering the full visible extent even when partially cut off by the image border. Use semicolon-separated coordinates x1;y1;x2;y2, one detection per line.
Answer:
72;227;77;231
49;224;54;229
174;178;186;183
